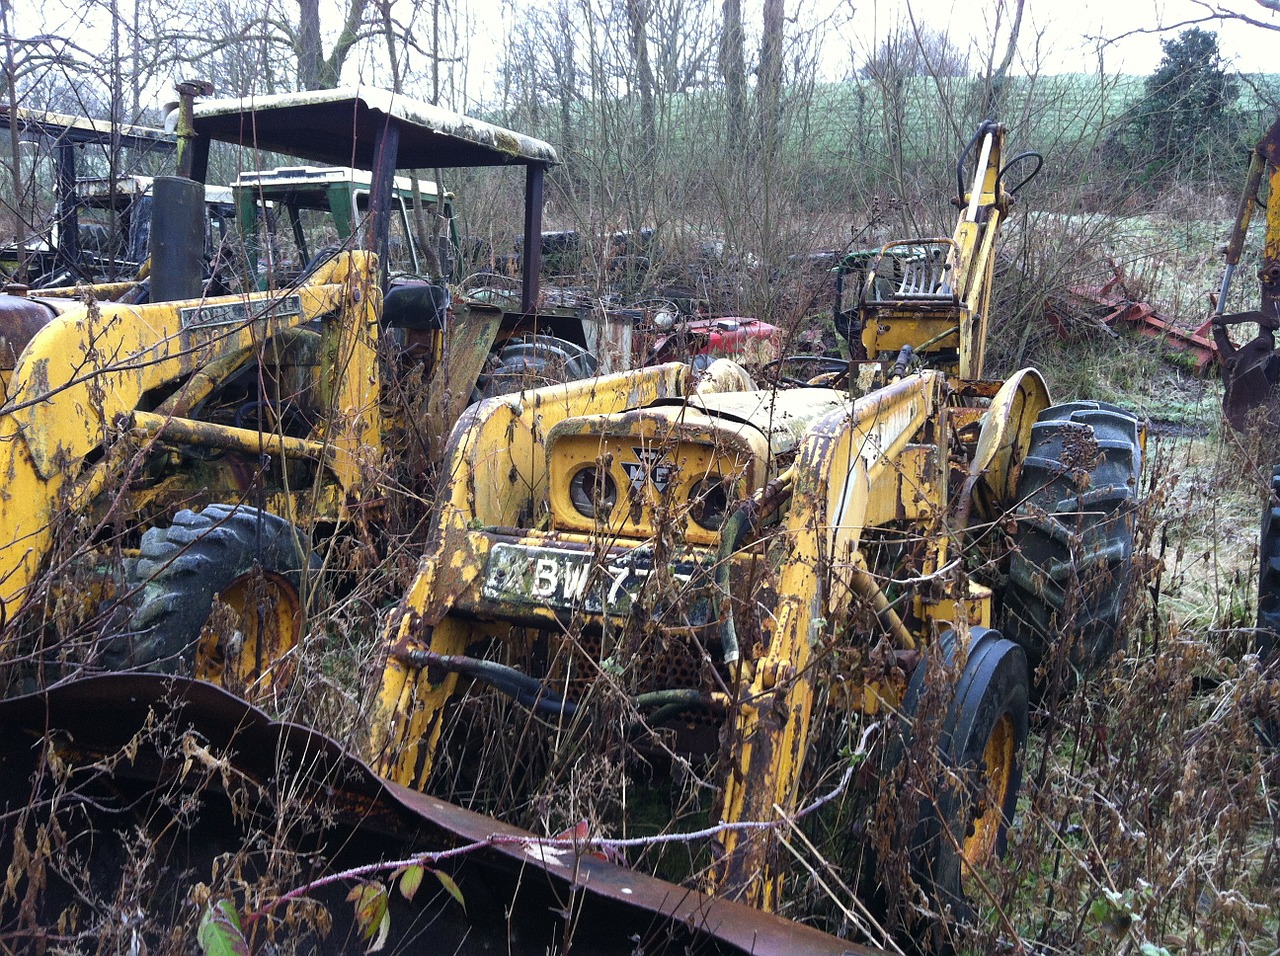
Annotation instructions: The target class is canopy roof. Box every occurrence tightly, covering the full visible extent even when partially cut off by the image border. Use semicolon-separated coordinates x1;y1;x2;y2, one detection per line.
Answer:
193;87;558;169
0;106;174;151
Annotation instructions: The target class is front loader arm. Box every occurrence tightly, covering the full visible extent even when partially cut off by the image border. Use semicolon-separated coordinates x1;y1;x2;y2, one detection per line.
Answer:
0;253;378;620
710;372;947;909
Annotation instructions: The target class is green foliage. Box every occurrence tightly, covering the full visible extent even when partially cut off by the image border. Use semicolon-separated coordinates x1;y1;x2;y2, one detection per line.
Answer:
1110;28;1244;188
347;882;391;953
196;900;250;956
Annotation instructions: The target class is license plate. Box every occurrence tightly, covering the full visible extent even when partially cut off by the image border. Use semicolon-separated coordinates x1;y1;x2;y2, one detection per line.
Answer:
482;542;711;619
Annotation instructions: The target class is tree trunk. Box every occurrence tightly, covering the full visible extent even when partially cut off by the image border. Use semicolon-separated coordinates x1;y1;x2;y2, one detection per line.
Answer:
556;4;576;157
719;0;746;139
757;0;783;152
986;0;1026;117
1;0;24;280
295;0;324;89
626;0;656;156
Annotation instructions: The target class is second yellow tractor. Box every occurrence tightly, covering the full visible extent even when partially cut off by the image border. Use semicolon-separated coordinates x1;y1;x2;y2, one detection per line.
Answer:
371;121;1144;930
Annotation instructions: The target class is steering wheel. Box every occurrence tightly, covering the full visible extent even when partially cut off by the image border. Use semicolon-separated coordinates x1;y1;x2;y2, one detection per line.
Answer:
760;354;851;387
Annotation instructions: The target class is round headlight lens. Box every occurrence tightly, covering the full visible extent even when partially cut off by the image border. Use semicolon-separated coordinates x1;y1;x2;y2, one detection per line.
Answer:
689;477;731;531
569;465;618;520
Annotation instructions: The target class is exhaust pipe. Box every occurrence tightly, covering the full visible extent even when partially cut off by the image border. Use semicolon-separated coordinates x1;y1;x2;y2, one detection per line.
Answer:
149;175;205;302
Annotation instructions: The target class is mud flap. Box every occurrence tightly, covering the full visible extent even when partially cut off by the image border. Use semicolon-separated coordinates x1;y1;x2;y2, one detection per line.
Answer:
0;675;874;955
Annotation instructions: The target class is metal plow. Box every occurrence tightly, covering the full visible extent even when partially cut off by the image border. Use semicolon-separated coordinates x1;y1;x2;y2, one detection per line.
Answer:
0;675;874;955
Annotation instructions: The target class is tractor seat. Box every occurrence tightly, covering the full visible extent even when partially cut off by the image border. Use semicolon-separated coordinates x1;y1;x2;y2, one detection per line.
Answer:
383;282;449;331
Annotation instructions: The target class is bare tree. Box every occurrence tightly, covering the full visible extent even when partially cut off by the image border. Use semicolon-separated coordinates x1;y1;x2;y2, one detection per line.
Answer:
624;0;657;155
860;24;969;80
756;0;784;151
718;0;746;138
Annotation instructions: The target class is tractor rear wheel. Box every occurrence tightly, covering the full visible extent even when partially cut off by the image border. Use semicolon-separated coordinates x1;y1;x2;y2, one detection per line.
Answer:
1001;401;1141;678
1253;466;1280;744
473;334;598;400
1257;465;1280;663
901;628;1029;924
101;504;310;696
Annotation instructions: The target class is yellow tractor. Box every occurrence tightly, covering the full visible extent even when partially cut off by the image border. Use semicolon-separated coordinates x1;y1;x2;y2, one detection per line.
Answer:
372;121;1144;928
0;86;610;691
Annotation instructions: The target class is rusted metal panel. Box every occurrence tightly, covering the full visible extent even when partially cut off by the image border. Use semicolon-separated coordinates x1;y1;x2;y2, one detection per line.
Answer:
582;307;633;373
0;294;56;371
426;301;505;461
1214;315;1280;430
0;674;875;956
1045;271;1217;375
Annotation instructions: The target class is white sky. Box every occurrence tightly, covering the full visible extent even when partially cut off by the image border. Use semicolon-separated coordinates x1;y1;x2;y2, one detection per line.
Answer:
13;0;1280;98
846;0;1280;75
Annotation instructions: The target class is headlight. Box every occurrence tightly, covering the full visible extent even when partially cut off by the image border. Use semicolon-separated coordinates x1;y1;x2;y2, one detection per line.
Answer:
569;465;618;520
689;477;730;531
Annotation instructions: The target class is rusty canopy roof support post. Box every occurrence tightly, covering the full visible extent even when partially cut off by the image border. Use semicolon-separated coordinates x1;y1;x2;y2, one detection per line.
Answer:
368;118;402;289
52;140;80;278
521;163;544;314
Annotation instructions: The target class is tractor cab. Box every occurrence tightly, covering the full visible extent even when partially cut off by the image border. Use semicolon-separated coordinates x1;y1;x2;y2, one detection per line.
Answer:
0;106;176;287
230;164;459;288
186;87;554;313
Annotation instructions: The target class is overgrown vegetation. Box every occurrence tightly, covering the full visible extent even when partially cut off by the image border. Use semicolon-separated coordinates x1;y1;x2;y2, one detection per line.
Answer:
2;2;1280;954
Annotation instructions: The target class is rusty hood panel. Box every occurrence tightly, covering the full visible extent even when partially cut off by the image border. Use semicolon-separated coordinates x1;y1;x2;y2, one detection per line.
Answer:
0;674;874;955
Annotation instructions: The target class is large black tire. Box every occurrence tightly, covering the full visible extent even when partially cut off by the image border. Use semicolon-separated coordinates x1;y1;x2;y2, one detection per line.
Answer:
473;333;598;400
1253;466;1280;745
101;504;310;678
900;628;1029;924
1257;465;1280;664
1002;401;1141;678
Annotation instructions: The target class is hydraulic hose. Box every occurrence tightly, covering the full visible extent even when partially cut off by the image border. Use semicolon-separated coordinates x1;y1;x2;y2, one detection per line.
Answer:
403;647;579;720
713;466;797;664
400;650;727;728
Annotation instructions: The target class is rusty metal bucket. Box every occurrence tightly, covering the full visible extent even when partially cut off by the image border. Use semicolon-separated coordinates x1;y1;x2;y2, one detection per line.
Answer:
0;674;875;955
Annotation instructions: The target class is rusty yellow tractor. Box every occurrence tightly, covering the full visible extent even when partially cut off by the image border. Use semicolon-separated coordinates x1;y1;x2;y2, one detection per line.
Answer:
372;120;1143;930
0;86;613;689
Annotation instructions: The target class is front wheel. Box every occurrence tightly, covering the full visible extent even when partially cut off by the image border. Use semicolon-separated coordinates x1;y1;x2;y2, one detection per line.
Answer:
101;504;311;698
900;628;1029;923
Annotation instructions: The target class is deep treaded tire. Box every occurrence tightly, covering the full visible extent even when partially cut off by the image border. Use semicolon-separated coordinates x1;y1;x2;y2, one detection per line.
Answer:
1002;401;1141;677
101;504;310;673
1254;466;1280;746
1257;465;1280;664
474;334;598;400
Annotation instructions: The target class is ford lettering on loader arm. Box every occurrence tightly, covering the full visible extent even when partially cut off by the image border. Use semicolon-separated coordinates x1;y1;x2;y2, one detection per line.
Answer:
373;121;1144;942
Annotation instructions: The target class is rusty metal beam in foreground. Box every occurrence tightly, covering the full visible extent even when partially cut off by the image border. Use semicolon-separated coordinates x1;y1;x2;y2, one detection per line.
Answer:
0;675;878;956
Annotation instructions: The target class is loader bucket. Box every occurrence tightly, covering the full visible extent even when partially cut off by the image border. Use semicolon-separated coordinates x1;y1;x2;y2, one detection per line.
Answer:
1213;313;1280;431
0;675;873;955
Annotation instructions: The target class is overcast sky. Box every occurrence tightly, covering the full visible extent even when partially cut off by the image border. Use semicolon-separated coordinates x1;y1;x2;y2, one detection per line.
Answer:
847;0;1280;75
13;0;1280;94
